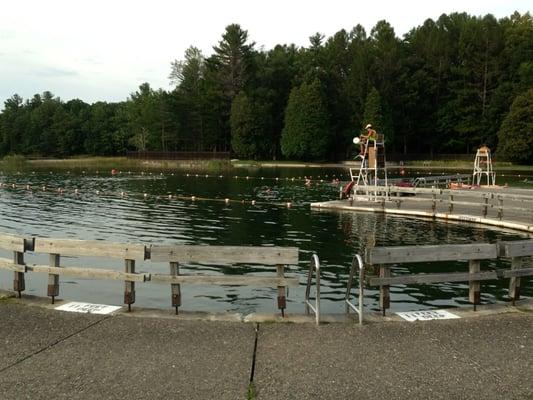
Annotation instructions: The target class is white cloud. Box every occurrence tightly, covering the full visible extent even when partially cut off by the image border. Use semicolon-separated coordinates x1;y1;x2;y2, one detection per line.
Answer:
0;0;530;106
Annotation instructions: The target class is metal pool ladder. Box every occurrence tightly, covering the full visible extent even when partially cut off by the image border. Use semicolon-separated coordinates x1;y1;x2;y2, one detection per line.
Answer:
345;254;365;325
305;254;321;325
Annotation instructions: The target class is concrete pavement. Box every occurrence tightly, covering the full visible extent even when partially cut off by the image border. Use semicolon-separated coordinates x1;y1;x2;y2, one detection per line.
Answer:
0;297;532;399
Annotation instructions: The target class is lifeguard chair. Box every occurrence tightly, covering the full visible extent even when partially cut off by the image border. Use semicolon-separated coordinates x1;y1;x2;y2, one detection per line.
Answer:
472;145;496;186
349;132;388;200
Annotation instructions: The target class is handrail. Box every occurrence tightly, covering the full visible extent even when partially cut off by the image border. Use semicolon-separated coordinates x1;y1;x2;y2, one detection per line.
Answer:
345;254;365;325
304;254;321;325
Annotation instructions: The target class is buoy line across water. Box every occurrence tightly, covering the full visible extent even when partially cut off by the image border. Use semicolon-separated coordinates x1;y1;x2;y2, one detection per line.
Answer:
0;182;297;209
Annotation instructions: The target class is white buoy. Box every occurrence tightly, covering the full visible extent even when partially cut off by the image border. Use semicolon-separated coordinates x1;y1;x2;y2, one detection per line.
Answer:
75;189;79;195
251;200;256;206
191;196;196;201
144;193;148;198
168;194;172;199
286;202;292;208
225;198;230;204
96;190;100;195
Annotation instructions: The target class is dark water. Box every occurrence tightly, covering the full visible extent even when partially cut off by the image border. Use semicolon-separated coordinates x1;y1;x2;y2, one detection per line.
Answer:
0;166;531;314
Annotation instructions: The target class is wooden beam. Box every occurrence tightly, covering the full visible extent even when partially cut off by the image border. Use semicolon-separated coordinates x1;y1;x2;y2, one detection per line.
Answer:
502;266;533;279
27;265;149;282
151;274;299;287
47;254;60;303
0;257;26;272
34;238;146;260
0;233;26;252
379;266;390;315
367;243;497;264
367;271;498;286
13;251;25;297
500;240;533;258
150;245;299;265
469;260;481;307
124;259;136;310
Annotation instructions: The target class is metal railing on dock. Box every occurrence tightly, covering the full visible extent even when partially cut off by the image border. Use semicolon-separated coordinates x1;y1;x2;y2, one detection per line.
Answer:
304;254;321;325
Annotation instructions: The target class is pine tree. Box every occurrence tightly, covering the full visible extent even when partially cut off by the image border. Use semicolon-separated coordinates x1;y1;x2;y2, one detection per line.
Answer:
281;80;330;160
496;89;533;163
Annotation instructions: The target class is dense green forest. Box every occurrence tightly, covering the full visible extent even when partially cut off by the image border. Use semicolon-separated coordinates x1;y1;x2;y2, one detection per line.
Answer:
1;12;532;162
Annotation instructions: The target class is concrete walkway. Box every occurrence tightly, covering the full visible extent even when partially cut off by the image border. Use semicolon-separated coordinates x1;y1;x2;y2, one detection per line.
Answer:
1;298;532;400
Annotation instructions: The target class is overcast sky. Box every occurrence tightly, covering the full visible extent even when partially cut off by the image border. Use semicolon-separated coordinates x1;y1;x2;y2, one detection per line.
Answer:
0;0;530;107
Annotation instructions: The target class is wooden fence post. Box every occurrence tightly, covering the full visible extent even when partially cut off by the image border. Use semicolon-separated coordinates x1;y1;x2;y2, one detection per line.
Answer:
13;251;25;298
497;196;503;220
469;260;481;310
170;261;181;314
124;259;135;311
448;194;454;213
509;256;522;306
432;193;437;212
482;196;489;217
277;264;286;317
379;265;390;316
47;254;60;304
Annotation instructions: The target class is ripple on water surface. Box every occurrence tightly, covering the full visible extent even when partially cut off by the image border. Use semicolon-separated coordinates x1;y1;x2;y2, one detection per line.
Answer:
0;169;530;313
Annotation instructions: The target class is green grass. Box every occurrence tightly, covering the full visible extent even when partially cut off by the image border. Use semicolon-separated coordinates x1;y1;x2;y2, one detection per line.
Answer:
0;154;28;170
247;383;256;400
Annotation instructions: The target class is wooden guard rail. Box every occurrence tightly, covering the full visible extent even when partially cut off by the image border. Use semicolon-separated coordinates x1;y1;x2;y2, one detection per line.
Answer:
364;240;533;315
352;185;533;221
0;233;299;315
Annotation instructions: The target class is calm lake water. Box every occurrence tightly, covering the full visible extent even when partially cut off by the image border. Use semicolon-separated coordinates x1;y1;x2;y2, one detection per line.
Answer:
0;166;531;314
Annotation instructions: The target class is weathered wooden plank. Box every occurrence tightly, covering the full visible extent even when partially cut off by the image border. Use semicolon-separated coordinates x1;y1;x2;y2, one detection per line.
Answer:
0;233;26;252
508;257;523;302
469;260;481;305
170;261;181;312
0;257;26;272
27;265;149;282
503;266;533;279
367;271;498;286
150;245;299;265
13;251;25;296
47;253;60;302
34;238;146;260
124;259;136;310
151;274;300;287
277;264;287;315
367;243;497;264
501;240;533;258
379;266;390;314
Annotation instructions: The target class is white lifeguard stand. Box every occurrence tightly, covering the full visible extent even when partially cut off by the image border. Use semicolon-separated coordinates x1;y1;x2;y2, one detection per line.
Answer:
349;133;388;199
472;145;496;186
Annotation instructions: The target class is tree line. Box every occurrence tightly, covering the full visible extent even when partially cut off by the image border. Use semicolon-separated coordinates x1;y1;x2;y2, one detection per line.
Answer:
1;11;532;163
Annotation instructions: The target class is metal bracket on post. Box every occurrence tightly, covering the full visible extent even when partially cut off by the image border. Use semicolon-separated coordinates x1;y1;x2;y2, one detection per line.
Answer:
345;254;365;325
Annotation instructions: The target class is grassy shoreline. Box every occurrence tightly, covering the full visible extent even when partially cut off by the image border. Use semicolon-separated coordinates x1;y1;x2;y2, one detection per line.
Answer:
1;155;532;172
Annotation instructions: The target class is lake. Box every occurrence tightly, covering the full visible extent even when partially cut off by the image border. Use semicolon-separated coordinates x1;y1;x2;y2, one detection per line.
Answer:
0;165;530;314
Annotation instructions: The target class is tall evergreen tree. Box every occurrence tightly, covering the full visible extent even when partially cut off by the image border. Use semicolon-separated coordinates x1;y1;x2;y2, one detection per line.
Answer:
281;79;330;160
496;89;533;163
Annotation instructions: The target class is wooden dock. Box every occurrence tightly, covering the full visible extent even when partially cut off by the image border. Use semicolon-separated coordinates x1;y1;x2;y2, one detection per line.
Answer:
312;186;533;233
